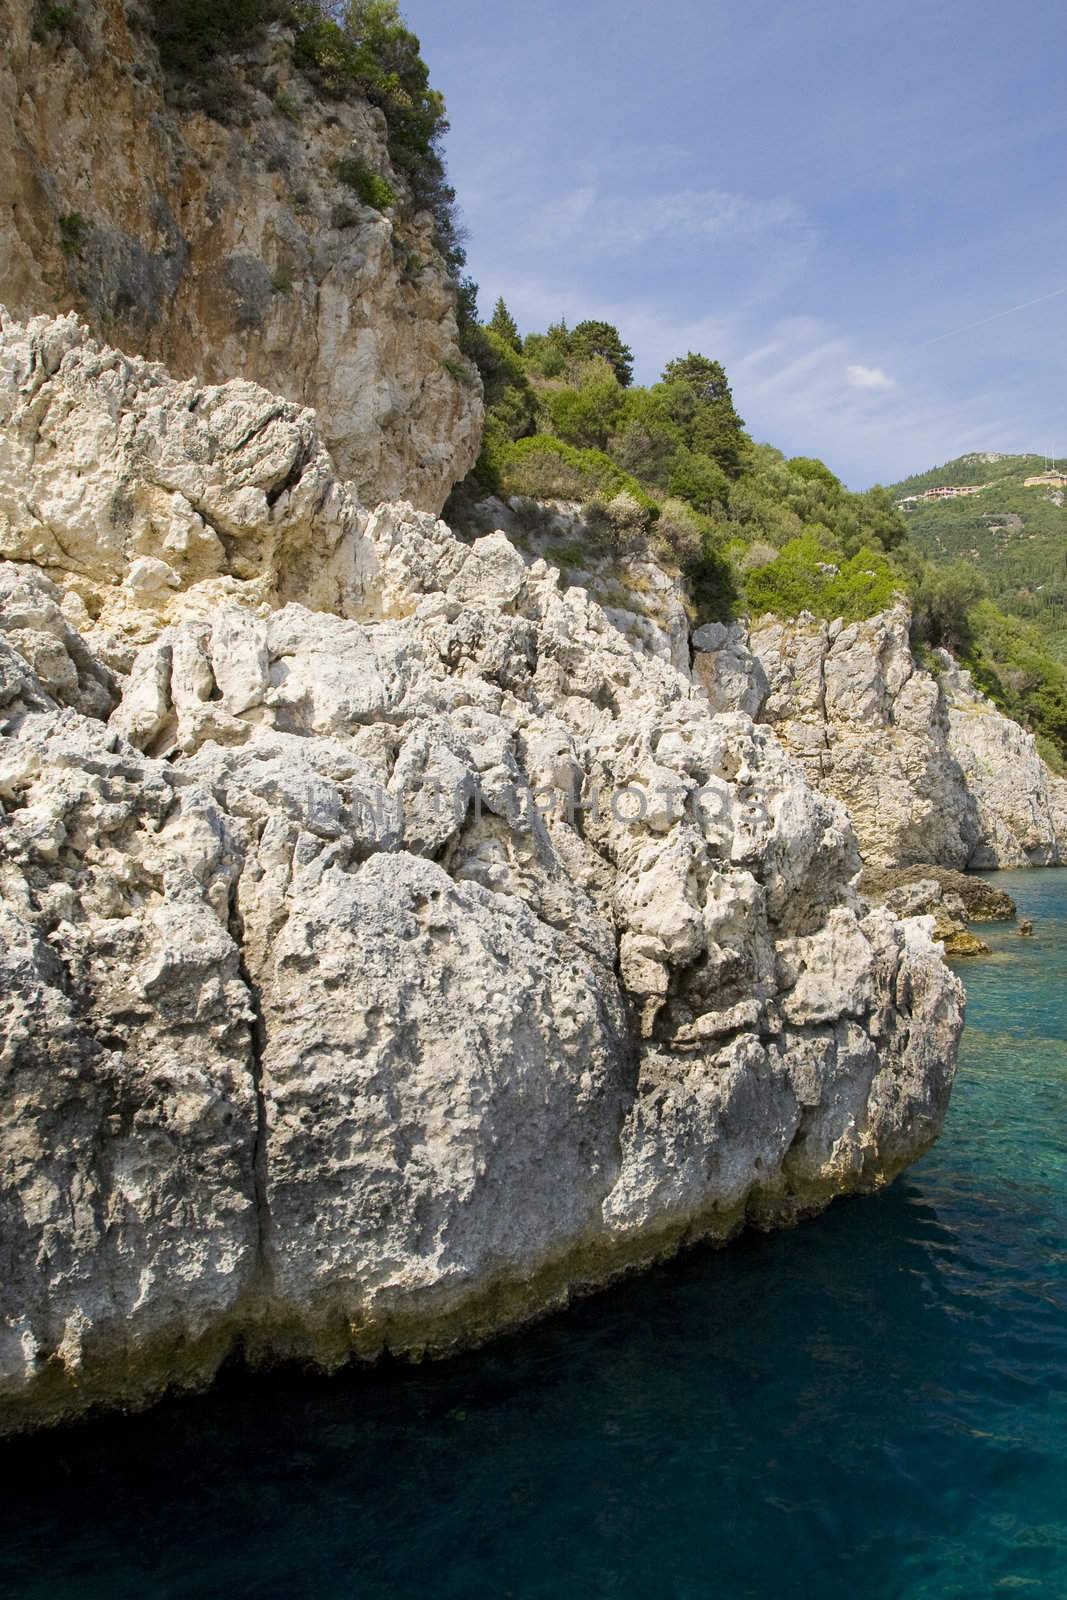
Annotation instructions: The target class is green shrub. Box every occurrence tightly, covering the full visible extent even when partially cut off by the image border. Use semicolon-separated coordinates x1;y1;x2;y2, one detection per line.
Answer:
652;497;706;568
542;360;626;452
736;539;779;572
582;490;651;554
744;535;900;623
568;321;634;387
729;485;805;550
609;390;682;487
148;0;282;75
36;4;76;37
719;444;906;559
488;297;522;352
787;456;841;490
475;330;538;441
440;356;472;384
1037;733;1067;776
823;546;902;619
743;533;827;617
962;600;1067;761
335;155;396;209
57;212;87;258
492;435;659;516
523;322;572;379
667;448;729;514
272;87;301;120
494;441;600;503
544;541;590;574
658;353;747;479
910;560;988;655
688;543;739;624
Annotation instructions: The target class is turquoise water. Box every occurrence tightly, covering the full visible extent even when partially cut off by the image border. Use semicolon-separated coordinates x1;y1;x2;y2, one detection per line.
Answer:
2;871;1067;1599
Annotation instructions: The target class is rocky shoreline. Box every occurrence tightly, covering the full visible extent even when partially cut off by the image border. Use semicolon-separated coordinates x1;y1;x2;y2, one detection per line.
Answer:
860;865;1018;958
0;311;964;1434
1;0;1062;1443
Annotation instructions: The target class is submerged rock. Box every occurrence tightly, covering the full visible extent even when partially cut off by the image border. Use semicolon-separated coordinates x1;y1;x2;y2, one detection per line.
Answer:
0;315;963;1434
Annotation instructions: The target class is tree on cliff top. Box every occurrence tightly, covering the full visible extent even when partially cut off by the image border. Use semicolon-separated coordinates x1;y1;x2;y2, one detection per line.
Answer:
569;321;635;387
290;1;464;263
658;353;747;479
149;0;287;72
489;298;522;352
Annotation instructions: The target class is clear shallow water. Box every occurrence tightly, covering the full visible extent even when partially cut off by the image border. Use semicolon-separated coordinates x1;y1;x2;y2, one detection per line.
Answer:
2;872;1067;1600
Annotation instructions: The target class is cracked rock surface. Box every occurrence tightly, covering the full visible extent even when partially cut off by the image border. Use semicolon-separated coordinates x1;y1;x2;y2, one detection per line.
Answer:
0;0;482;512
0;315;963;1433
694;608;1067;868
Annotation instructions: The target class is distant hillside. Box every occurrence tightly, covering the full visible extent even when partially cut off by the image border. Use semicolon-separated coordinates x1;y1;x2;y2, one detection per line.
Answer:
889;453;1067;656
892;452;1049;494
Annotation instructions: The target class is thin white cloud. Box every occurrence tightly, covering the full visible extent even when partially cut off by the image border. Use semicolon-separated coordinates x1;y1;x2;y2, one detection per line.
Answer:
846;363;895;391
529;183;812;261
760;341;848;397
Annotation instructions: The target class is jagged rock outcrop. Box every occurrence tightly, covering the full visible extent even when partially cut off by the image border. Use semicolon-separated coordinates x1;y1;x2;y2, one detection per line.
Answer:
937;654;1067;869
454;493;693;674
859;866;1014;958
0;314;963;1434
692;621;769;718
0;0;482;511
860;864;1016;925
693;607;1067;869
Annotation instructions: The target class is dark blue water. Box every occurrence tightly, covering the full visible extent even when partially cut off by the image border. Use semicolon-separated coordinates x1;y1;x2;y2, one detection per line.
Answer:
2;871;1067;1600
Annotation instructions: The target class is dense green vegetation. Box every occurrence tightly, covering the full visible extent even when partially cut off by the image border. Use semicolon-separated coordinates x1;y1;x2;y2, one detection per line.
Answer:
891;453;1067;771
455;303;1067;764
965;603;1067;773
335;155;396;212
148;0;290;79
454;300;913;627
893;452;1062;494
891;453;1067;658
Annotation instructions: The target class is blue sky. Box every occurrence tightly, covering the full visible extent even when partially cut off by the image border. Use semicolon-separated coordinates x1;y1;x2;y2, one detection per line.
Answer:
403;0;1067;488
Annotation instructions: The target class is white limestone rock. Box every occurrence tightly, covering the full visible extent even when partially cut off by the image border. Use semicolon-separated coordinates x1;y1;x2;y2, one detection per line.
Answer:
697;604;1066;869
937;652;1067;868
0;319;964;1434
692;621;769;717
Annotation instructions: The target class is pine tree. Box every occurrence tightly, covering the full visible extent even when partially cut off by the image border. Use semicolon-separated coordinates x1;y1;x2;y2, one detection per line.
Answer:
569;320;634;386
659;353;747;478
489;297;522;352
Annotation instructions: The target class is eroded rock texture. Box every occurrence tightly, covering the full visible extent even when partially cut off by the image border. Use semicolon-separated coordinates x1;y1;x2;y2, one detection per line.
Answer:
693;608;1067;869
0;315;962;1433
0;0;482;510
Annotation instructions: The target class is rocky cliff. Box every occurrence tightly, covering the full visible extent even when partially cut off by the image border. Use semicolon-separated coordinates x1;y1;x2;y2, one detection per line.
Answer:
0;312;963;1434
0;0;482;511
693;607;1067;869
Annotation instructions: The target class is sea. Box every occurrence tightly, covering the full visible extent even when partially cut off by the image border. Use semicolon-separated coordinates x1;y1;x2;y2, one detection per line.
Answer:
1;869;1065;1599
